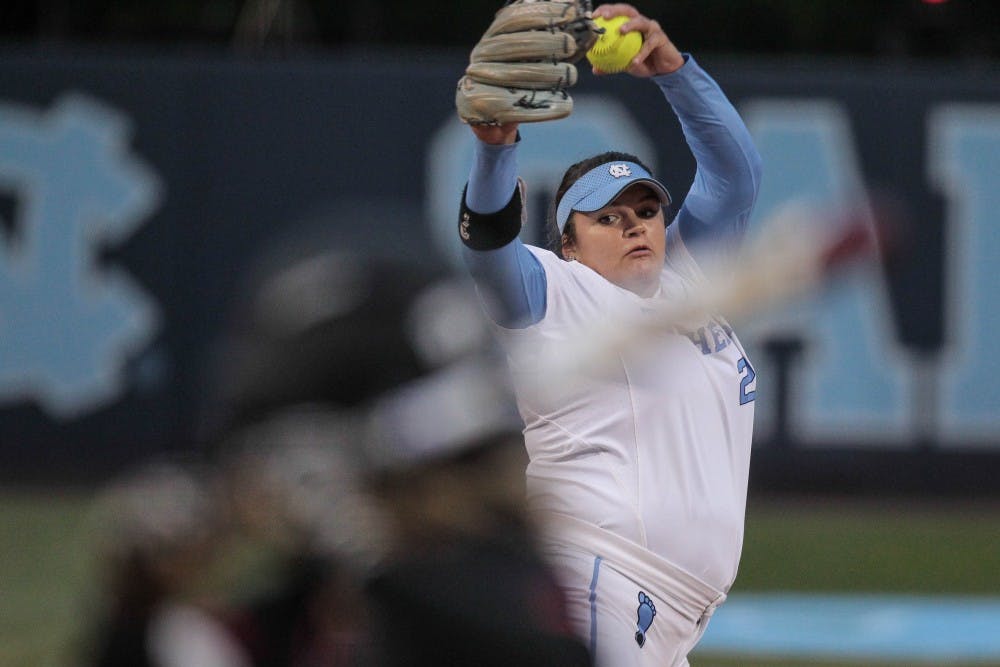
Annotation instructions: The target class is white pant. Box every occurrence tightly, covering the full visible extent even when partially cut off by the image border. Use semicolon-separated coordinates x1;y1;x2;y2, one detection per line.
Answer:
536;513;726;667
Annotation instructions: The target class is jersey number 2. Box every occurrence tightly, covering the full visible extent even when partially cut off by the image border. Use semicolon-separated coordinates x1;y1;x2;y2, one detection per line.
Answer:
738;357;756;405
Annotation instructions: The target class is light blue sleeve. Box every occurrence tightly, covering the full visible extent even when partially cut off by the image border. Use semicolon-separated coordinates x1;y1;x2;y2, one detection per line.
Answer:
653;55;763;259
462;138;547;328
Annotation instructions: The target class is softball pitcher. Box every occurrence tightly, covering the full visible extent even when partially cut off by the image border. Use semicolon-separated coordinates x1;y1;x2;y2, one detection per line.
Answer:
454;3;763;665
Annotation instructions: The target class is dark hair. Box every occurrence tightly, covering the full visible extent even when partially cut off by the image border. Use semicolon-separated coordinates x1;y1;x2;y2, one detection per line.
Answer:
545;151;658;257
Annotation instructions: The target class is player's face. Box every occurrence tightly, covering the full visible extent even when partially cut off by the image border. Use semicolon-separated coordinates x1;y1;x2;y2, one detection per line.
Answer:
563;185;667;297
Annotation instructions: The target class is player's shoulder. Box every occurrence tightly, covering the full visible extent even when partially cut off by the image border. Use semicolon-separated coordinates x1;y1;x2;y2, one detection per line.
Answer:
521;245;583;285
525;245;605;286
527;247;640;325
522;244;560;266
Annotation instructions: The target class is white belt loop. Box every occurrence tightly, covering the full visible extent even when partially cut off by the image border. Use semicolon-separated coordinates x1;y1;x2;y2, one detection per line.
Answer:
698;592;727;625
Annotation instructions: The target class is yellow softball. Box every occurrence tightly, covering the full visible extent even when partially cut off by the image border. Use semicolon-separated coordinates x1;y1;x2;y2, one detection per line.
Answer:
586;15;643;73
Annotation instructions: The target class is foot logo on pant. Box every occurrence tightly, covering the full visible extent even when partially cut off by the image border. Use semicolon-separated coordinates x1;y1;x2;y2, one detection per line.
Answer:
634;591;656;647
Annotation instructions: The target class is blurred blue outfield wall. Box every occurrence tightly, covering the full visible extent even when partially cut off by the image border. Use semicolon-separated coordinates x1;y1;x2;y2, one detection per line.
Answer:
1;47;999;487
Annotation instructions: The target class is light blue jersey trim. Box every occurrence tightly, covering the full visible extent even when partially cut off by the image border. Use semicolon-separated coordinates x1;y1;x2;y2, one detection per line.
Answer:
589;556;604;658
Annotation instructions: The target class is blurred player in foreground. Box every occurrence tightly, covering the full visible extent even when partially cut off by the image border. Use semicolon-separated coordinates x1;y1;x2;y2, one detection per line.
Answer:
207;234;592;666
455;2;763;665
212;420;375;667
84;461;251;667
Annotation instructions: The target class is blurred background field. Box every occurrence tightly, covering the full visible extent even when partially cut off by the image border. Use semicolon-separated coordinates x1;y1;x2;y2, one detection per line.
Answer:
4;489;998;666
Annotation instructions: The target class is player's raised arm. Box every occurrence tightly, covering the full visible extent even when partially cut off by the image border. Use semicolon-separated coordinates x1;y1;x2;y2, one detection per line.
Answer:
458;122;548;330
662;58;763;257
666;94;762;256
593;3;763;259
453;1;600;329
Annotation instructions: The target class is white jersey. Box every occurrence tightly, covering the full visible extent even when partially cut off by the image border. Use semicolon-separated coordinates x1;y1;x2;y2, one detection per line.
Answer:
492;227;755;593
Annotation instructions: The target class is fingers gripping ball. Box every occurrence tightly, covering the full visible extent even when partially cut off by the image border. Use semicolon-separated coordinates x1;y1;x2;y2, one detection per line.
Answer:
587;15;643;73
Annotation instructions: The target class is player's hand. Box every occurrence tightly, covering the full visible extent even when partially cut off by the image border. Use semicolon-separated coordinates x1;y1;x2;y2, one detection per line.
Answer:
470;122;519;146
592;4;684;77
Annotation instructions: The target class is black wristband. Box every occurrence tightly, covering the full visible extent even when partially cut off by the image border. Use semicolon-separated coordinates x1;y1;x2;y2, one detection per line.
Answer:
458;179;524;251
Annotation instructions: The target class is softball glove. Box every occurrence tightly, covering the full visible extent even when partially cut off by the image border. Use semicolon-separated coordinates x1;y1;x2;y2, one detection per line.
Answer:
455;0;600;125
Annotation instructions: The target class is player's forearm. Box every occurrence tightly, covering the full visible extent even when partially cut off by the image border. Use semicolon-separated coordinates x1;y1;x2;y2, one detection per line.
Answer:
460;137;546;328
654;55;763;226
467;137;519;214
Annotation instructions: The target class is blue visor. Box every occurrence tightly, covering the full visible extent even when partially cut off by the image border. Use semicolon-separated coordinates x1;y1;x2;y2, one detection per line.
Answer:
556;161;671;233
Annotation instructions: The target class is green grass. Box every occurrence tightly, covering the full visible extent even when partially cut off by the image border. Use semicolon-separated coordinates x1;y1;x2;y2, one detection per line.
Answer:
691;494;1000;667
0;490;99;667
735;495;1000;594
2;489;999;666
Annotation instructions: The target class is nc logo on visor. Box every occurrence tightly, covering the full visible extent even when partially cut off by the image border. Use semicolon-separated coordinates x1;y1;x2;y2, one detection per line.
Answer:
609;163;632;178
